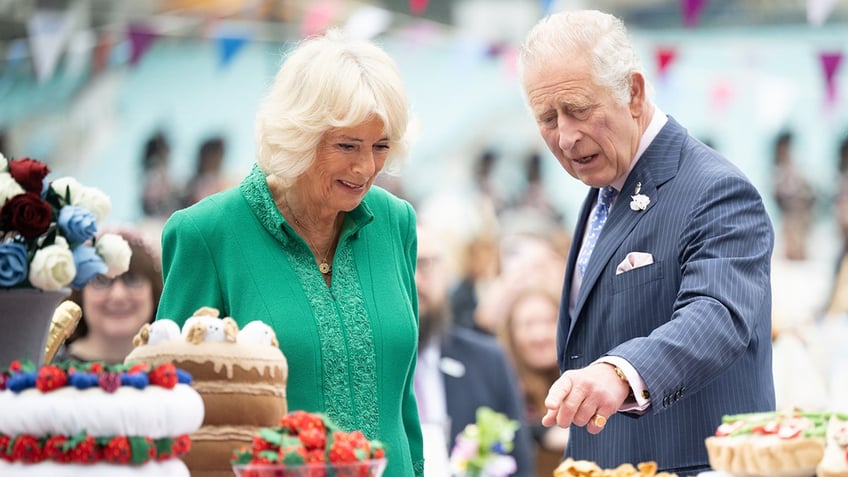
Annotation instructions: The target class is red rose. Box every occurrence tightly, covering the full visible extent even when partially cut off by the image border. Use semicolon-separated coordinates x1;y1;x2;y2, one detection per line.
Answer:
8;157;50;194
0;192;53;239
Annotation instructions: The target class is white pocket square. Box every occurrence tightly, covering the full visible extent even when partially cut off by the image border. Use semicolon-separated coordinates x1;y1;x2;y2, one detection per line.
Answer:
616;252;654;275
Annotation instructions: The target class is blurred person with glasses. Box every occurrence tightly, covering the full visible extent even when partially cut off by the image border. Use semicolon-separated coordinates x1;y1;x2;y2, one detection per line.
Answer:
52;228;163;365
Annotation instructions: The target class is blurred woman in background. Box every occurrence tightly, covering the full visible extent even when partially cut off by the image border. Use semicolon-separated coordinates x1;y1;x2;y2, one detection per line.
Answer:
53;228;162;365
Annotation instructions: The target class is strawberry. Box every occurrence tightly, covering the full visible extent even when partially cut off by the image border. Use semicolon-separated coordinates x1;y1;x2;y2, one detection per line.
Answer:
127;362;151;374
252;435;277;454
304;449;328;477
102;436;132;464
0;371;8;391
10;435;43;463
370;441;385;460
35;365;68;392
752;421;780;435
171;434;191;458
67;434;97;464
280;410;326;435
0;434;11;462
43;435;71;463
327;439;359;464
299;427;326;450
8;360;23;373
88;362;104;374
149;363;178;389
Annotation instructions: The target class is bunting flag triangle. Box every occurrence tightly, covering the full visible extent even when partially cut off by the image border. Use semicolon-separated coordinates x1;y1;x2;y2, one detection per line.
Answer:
681;0;708;28
26;9;74;82
217;32;250;69
541;0;557;15
820;51;844;107
656;46;677;77
343;6;393;40
128;22;157;66
301;0;339;38
807;0;838;26
410;0;429;16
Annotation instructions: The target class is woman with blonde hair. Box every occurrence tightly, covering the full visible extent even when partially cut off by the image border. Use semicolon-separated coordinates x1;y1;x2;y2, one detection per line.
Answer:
156;30;422;476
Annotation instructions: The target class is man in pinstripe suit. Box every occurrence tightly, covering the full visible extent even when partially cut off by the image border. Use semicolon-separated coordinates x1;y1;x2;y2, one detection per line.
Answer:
517;10;775;474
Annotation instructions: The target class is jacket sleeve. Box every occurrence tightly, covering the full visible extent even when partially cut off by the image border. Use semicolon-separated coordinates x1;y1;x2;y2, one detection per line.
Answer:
157;208;225;327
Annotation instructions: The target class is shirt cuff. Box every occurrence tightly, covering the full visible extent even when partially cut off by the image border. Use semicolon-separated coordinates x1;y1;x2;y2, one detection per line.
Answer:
594;356;651;413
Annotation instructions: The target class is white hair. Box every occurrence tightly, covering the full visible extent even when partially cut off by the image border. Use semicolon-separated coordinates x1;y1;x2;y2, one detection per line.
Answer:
518;9;653;105
254;29;411;186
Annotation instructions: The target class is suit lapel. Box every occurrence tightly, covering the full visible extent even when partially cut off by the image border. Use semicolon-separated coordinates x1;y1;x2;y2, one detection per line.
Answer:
569;116;687;330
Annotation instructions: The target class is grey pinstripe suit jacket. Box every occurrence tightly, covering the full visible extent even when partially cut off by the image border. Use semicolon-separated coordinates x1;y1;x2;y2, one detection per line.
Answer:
558;116;775;472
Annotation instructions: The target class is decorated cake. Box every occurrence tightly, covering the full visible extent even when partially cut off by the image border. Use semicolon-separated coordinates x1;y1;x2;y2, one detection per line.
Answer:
125;307;288;477
0;359;204;476
230;410;387;476
705;410;848;477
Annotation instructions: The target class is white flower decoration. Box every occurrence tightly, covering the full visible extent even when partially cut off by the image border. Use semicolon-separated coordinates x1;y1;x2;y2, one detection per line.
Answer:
96;232;132;277
629;181;650;211
630;194;650;211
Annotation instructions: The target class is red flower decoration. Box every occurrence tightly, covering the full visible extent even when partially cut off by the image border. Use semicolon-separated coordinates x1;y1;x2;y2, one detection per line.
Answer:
7;157;50;194
0;192;52;239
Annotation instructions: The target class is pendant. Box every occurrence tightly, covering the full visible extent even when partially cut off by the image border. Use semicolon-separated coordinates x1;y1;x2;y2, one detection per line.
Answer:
318;261;332;275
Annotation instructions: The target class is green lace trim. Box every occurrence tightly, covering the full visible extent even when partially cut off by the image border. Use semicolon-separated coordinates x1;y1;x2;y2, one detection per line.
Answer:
238;164;380;438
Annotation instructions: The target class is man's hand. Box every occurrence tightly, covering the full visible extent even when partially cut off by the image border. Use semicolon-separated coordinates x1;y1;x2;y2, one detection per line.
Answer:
541;363;631;434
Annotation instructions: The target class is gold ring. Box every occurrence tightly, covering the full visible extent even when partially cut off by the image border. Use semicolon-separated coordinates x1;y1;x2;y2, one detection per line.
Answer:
592;414;607;427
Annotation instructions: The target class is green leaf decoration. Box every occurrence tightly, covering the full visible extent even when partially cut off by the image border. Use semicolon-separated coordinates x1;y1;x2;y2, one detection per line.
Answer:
259;427;284;446
128;436;154;465
155;437;174;458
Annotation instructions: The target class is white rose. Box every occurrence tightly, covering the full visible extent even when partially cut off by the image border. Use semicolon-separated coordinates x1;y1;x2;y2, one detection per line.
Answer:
629;194;651;211
96;233;132;277
50;176;83;202
0;172;25;205
75;186;112;222
29;241;76;291
0;152;7;170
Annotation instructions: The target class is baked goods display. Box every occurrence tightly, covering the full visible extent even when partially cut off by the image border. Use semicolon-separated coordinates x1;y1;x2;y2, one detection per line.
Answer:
553;458;677;477
0;359;204;476
230;409;387;476
125;307;288;477
705;410;848;477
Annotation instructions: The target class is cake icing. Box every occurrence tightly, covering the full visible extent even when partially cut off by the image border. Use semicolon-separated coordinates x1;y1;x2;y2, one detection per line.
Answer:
0;360;204;477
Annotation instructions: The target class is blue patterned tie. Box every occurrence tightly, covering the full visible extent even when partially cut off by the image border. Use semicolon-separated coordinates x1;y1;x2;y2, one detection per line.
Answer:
576;186;618;279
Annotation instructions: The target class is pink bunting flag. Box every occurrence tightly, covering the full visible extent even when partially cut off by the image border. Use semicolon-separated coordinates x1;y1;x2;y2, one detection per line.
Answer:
656;47;677;77
128;23;157;66
410;0;429;16
301;0;339;38
820;51;843;107
681;0;708;28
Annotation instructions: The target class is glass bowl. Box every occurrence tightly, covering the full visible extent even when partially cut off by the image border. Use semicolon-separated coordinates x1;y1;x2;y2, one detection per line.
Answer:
233;458;387;477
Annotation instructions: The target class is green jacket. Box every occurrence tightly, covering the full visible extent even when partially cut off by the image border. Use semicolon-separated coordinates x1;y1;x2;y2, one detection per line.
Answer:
157;164;424;476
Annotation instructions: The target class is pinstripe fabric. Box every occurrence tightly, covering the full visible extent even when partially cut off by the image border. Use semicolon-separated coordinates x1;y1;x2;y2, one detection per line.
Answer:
556;117;775;471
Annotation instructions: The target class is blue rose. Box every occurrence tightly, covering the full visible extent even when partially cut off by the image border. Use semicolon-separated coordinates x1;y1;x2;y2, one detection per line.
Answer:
58;205;98;245
0;242;29;287
71;245;107;289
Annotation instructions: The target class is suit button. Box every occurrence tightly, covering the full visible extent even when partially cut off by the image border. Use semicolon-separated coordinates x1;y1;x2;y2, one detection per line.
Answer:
570;355;581;360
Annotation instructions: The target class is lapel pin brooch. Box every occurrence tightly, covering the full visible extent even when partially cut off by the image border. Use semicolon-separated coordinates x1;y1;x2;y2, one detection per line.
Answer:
630;182;650;211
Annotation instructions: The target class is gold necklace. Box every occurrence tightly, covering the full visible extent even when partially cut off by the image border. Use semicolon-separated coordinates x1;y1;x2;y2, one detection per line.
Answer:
291;215;334;275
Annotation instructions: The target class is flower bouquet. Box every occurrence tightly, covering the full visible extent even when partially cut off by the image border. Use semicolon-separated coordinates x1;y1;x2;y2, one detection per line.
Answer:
0;154;131;291
231;410;387;477
449;406;519;477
